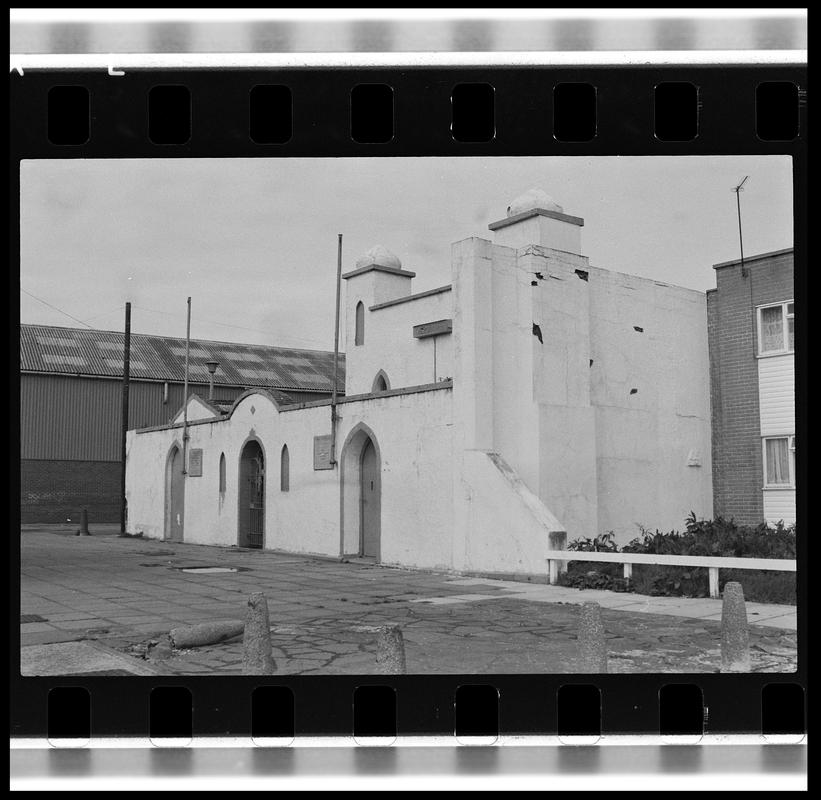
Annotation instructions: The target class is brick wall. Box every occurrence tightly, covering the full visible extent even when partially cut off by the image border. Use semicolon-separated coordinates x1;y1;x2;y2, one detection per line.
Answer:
708;251;794;525
20;459;122;524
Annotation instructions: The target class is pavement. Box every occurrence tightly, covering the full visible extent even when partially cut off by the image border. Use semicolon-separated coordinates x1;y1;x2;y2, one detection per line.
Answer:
19;526;797;675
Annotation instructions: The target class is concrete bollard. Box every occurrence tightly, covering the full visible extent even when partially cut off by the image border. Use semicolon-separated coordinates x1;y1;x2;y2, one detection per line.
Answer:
720;581;751;673
375;625;407;674
242;592;276;675
79;509;90;536
577;601;608;673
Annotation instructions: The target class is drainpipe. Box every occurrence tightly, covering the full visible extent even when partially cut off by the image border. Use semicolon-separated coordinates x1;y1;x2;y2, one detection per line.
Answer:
330;234;343;466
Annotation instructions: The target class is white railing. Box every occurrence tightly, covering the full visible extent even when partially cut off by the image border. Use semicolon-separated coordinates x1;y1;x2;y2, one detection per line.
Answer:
545;549;796;598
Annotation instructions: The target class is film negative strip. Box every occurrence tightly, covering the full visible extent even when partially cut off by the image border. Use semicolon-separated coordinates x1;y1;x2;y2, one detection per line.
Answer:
11;36;806;778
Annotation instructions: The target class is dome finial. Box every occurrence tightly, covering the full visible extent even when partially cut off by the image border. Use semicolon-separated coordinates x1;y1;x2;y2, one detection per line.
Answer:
355;244;402;270
506;189;563;217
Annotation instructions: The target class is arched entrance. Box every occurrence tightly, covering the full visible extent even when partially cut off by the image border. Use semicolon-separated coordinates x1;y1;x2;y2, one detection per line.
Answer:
165;444;185;542
238;439;265;549
340;424;381;560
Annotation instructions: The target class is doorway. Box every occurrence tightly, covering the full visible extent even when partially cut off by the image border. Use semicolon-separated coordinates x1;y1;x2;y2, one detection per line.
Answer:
340;424;381;560
165;444;185;542
239;439;265;549
360;438;381;558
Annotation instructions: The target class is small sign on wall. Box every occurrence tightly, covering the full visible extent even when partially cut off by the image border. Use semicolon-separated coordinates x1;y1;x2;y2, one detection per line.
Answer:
188;448;203;476
313;435;333;470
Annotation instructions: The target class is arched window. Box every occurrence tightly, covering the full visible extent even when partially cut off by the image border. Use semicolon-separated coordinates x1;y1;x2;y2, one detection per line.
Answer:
372;370;390;393
280;444;290;492
219;452;226;494
355;301;365;346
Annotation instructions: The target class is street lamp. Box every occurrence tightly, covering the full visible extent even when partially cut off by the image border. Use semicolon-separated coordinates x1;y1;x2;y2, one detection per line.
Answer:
206;359;220;401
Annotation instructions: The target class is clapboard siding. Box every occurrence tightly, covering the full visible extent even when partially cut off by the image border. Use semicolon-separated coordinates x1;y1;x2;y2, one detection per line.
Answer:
758;354;795;436
764;489;796;526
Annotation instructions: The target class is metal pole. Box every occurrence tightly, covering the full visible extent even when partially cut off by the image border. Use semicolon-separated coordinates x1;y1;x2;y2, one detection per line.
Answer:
733;176;748;277
182;297;191;474
330;234;343;466
120;302;131;534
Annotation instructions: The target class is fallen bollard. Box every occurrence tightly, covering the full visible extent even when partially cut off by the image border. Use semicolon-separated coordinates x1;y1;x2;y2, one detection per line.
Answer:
720;581;751;673
375;625;407;674
243;592;276;675
169;620;244;649
577;601;608;673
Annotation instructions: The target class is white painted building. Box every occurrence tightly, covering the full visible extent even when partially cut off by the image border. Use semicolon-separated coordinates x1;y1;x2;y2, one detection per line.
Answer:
126;190;714;578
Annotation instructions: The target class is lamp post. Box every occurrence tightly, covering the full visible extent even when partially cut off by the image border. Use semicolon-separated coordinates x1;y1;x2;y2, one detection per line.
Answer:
206;359;220;401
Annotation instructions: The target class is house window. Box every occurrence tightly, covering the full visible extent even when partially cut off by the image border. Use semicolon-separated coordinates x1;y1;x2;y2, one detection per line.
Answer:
763;436;795;487
219;452;226;494
757;301;795;355
355;301;365;346
280;444;290;492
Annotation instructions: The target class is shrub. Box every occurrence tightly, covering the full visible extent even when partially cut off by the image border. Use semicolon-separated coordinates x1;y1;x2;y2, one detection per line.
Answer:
559;515;796;603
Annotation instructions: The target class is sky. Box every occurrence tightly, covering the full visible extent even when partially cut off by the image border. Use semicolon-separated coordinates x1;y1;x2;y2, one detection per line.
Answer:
20;156;793;351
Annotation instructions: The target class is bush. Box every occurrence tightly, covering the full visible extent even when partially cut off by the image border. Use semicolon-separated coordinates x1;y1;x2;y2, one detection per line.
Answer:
558;514;796;604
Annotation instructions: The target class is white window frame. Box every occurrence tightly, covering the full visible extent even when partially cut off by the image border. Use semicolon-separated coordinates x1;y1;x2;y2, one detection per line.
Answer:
762;434;795;489
756;300;795;357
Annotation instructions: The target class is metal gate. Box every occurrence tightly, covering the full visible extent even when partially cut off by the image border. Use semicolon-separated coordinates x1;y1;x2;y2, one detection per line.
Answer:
239;440;265;550
246;453;264;549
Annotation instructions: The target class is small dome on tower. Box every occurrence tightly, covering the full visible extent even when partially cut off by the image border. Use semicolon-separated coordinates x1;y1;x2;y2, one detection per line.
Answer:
355;244;402;270
506;189;563;217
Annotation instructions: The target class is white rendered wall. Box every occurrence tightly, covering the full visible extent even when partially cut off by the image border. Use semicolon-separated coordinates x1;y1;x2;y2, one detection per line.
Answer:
345;286;453;394
455;450;565;577
477;211;713;549
586;265;713;543
126;385;454;570
492;214;582;255
171;394;219;424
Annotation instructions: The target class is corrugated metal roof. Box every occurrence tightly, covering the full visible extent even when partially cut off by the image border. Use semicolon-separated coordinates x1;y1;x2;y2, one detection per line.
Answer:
20;324;345;393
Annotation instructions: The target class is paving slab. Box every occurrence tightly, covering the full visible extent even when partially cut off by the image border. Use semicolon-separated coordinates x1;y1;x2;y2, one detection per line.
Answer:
19;528;798;675
21;641;161;676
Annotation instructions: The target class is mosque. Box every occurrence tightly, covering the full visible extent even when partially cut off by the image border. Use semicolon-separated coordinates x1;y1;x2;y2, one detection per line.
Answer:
125;190;713;579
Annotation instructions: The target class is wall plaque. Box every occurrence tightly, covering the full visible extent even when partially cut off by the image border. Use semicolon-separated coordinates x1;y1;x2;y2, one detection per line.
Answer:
188;448;203;476
313;435;333;470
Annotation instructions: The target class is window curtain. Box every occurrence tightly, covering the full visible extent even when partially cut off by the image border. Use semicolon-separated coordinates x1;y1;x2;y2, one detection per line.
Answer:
766;438;790;485
760;306;784;352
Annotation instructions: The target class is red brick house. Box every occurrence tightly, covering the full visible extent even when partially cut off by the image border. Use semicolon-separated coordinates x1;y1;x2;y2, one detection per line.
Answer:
707;248;795;526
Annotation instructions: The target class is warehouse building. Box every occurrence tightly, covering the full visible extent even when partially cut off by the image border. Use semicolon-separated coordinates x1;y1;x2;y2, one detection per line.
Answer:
20;324;344;523
126;190;714;577
707;248;795;526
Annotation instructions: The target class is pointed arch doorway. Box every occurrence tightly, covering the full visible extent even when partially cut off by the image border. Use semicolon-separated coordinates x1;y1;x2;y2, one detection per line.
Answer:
239;439;265;549
341;424;381;560
165;443;185;542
